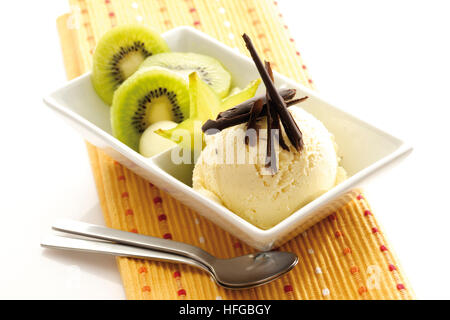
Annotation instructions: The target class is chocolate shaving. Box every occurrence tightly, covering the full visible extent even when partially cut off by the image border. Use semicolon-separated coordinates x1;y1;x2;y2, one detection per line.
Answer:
245;98;263;145
265;93;274;170
242;33;304;151
264;61;276;172
270;102;287;149
265;61;288;152
201;96;307;133
286;96;308;107
202;116;246;132
266;97;276;166
217;88;296;120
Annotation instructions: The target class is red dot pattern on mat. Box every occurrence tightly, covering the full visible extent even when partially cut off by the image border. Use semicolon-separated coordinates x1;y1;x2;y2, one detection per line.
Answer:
157;0;173;28
142;286;151;292
350;266;359;274
328;199;368;297
103;0;117;27
163;233;173;240
173;268;186;298
284;285;293;293
185;0;201;28
121;192;129;198
149;188;181;295
130;229;138;233
233;242;242;249
125;209;134;216
138;267;148;274
153;196;162;204
357;193;409;296
118;175;125;181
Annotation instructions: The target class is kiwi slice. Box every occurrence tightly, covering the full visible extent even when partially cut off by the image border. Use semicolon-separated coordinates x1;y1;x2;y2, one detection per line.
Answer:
92;25;170;105
111;67;190;151
140;52;231;98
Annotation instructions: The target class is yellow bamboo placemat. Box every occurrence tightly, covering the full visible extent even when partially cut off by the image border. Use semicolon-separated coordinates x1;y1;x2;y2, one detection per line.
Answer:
56;0;413;300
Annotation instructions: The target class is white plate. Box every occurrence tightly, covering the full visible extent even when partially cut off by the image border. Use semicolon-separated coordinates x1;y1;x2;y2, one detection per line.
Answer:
43;26;412;250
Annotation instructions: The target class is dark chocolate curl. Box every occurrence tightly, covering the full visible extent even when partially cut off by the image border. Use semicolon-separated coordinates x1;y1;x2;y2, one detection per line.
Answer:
243;33;304;151
265;60;288;152
217;88;296;120
201;97;307;133
245;98;263;145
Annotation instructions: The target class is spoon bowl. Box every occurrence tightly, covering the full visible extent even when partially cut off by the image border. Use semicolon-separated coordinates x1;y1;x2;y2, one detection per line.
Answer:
212;251;298;288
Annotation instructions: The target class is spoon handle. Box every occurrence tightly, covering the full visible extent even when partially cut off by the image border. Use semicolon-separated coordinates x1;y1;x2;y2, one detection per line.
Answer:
41;235;211;274
52;219;215;267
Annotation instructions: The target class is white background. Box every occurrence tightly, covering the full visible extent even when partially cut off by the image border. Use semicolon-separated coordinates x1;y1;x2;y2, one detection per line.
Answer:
0;0;449;299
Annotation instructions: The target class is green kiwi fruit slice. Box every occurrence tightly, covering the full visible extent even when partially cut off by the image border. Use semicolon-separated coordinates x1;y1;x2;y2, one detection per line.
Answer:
111;67;190;151
92;25;170;105
140;52;231;98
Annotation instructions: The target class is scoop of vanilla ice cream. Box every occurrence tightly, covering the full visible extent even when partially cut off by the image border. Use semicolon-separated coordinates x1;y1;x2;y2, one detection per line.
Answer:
193;107;346;230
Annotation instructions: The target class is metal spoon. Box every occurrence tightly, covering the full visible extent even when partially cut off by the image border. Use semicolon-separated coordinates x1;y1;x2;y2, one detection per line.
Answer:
42;219;298;289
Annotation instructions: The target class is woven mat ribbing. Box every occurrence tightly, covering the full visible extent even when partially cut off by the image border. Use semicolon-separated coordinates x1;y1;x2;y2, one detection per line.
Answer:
56;0;413;300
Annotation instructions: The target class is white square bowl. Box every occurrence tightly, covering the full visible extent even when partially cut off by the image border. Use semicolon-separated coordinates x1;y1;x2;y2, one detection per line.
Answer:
44;26;412;250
